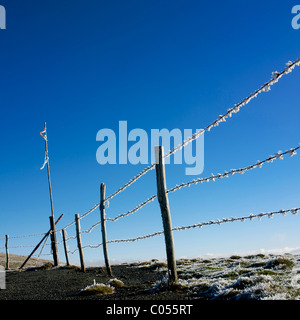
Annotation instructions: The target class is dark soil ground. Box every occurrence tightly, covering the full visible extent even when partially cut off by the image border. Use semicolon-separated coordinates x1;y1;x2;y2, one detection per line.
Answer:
0;263;190;300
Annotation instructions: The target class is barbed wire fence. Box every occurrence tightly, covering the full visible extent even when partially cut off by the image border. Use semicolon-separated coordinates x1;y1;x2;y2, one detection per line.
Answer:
1;58;300;278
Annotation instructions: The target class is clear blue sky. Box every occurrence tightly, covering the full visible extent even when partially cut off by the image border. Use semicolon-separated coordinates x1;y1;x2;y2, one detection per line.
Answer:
0;0;300;266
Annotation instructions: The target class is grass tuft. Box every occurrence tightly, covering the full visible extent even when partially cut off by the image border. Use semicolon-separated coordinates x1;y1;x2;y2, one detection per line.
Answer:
264;257;294;270
107;278;124;288
230;255;242;260
61;265;80;270
78;282;115;296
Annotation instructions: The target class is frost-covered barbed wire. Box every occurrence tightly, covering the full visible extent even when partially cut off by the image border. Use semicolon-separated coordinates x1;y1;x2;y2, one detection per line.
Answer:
66;243;103;255
104;144;298;223
105;164;156;202
7;244;37;249
98;207;300;245
67;231;165;252
80;221;101;234
106;230;165;244
82;243;103;250
64;207;299;254
56;220;76;232
55;201;106;233
79;202;102;220
65;235;77;241
3;232;47;239
166;145;299;194
36;253;53;257
55;203;102;233
101;57;300;203
105;194;157;222
172;208;299;231
68;247;79;255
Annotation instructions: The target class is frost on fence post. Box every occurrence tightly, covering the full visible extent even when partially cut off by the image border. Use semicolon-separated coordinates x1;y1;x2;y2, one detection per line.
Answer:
100;183;112;277
0;265;5;289
155;145;178;284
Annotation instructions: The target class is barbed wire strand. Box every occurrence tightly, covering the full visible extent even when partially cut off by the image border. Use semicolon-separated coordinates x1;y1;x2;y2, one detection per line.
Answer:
105;207;300;245
80;221;101;234
7;244;37;249
172;208;299;231
4;232;48;240
67;207;299;251
166;145;299;194
105;144;298;223
105;195;157;222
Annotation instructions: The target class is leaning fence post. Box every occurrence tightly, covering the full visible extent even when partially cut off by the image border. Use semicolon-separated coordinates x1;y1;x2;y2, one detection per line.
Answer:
62;229;70;266
155;145;178;284
75;214;85;272
49;216;59;266
5;235;9;270
100;183;112;276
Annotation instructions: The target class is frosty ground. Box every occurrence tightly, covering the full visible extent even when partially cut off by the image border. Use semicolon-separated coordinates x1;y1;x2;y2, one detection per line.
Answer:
1;253;300;300
171;253;300;300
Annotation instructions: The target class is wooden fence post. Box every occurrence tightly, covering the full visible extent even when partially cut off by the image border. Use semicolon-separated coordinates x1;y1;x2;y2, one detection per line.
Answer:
100;183;112;276
5;235;9;270
49;216;59;266
20;214;63;270
155;146;178;284
75;214;85;272
62;229;70;266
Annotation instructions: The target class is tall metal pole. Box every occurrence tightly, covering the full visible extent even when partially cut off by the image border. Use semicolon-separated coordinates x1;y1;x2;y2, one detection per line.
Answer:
44;122;55;219
41;122;58;265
